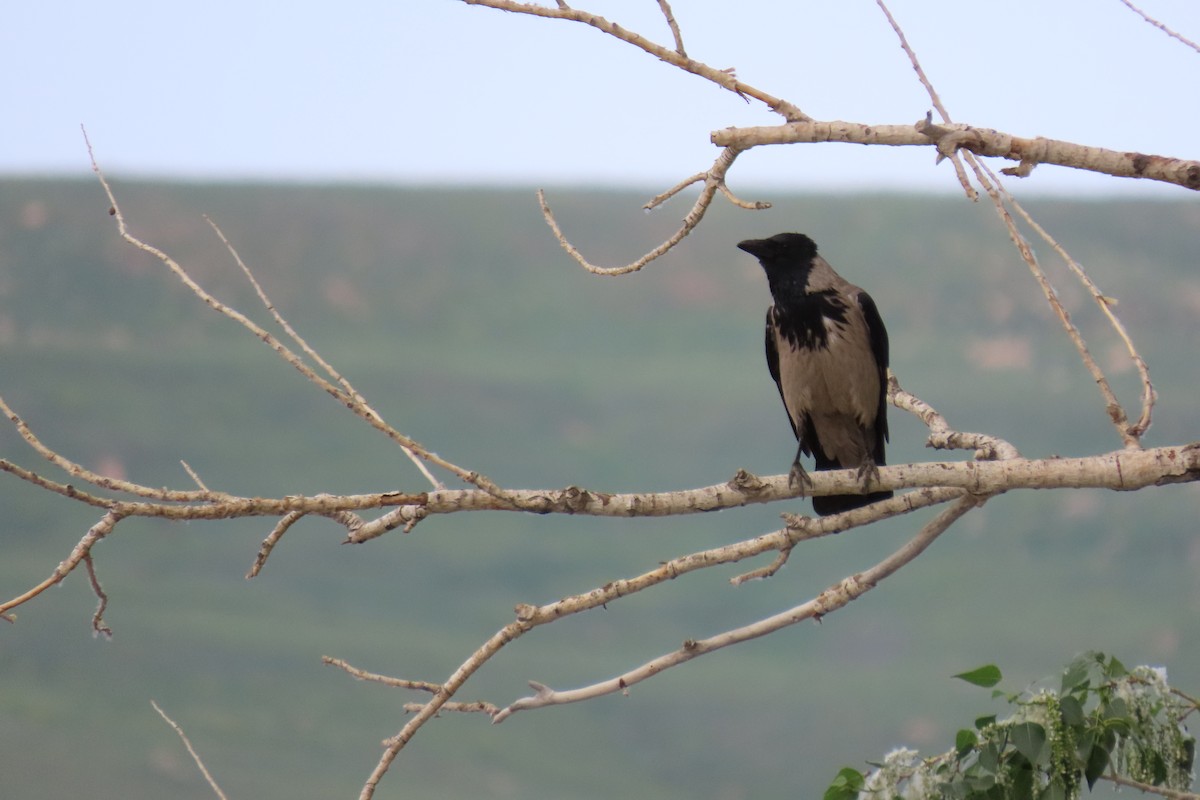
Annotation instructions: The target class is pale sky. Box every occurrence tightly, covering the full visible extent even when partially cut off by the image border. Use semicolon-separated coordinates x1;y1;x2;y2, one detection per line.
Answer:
4;0;1198;196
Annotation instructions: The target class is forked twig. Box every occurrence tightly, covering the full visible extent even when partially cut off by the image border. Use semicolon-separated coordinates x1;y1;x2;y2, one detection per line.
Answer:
655;0;686;57
0;509;124;620
540;146;755;275
324;657;501;715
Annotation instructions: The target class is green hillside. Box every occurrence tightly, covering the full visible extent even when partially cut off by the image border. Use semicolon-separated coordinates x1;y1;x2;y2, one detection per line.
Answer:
1;179;1197;799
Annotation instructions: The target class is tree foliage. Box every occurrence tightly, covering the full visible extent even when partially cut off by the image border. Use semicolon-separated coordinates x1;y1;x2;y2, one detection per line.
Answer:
826;653;1196;799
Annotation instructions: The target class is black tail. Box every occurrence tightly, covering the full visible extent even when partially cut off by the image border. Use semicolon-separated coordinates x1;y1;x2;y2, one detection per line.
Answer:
811;452;892;516
812;488;894;516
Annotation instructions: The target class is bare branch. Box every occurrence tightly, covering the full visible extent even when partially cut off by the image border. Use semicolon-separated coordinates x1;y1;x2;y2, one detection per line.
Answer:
966;158;1142;447
1118;0;1200;54
1000;183;1156;439
1104;772;1200;800
711;120;1200;192
492;493;985;722
151;701;230;800
83;128;512;498
348;442;1198;544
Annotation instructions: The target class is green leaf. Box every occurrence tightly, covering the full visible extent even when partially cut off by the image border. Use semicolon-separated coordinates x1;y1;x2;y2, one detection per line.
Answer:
822;766;864;800
1010;722;1048;766
1039;782;1067;800
955;664;1003;688
1103;697;1130;727
1010;763;1034;798
956;728;978;757
1104;654;1128;679
974;714;997;731
1148;750;1168;785
978;741;1000;773
1084;744;1110;789
1059;694;1085;726
1061;656;1093;693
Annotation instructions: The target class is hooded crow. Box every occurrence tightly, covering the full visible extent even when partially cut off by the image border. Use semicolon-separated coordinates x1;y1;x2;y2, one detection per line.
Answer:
738;232;893;516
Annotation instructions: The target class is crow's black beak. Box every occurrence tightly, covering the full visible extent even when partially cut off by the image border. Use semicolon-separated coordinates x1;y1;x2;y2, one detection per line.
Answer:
737;238;770;259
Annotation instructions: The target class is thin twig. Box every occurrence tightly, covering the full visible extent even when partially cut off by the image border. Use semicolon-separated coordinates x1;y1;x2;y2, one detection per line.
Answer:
718;182;771;210
246;511;305;578
655;0;686;56
84;554;111;638
889;373;1021;460
0;457;116;509
874;0;976;200
1117;0;1200;54
323;657;501;714
999;185;1155;439
151;701;230;800
204;216;444;490
0;393;224;504
179;460;211;491
324;656;444;692
642;171;705;211
461;0;809;121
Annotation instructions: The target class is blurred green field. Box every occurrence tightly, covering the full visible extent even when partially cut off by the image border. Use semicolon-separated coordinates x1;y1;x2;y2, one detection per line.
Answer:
1;179;1197;798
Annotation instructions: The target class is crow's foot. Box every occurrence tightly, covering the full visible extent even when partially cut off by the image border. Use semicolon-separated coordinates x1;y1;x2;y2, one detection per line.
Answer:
788;461;812;495
856;459;882;493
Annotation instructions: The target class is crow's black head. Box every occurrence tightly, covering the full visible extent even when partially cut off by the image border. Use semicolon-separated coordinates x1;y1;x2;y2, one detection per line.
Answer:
738;233;820;296
737;232;818;267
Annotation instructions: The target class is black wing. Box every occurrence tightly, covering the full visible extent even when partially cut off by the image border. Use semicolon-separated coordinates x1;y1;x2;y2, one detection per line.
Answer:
765;307;799;440
856;290;890;458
